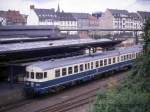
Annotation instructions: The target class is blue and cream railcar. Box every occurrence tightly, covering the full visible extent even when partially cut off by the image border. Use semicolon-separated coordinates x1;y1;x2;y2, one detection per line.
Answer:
24;45;142;95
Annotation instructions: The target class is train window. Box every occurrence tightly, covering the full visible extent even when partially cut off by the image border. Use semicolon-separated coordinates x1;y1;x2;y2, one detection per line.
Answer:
80;64;83;72
117;57;119;62
62;68;67;76
55;69;60;78
124;55;126;60
26;72;29;78
44;72;47;78
113;57;116;63
136;53;138;58
91;62;94;69
121;56;124;61
68;67;72;75
74;65;78;73
85;63;87;70
129;54;131;59
96;61;99;68
100;60;103;66
88;63;90;69
104;59;107;66
36;72;43;79
108;58;111;64
127;55;129;60
31;72;34;79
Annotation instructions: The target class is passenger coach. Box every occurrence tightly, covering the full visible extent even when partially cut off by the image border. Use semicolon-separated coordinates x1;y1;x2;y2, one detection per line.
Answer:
24;45;142;95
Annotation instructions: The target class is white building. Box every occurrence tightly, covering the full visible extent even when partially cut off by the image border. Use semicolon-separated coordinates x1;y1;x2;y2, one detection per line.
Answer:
27;5;77;35
100;9;142;30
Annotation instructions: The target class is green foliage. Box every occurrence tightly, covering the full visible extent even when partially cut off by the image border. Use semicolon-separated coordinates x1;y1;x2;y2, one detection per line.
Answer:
92;18;150;112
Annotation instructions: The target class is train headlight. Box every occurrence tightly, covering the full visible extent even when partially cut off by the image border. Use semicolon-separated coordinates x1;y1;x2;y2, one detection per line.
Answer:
26;82;30;85
31;82;34;87
35;84;40;87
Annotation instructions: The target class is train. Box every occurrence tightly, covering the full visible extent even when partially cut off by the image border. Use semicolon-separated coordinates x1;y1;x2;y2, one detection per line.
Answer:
24;45;142;95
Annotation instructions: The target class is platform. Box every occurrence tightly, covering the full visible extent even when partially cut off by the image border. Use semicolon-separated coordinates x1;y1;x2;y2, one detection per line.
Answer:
0;83;25;107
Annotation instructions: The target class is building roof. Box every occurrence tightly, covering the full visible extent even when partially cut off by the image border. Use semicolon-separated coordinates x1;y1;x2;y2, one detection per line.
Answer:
34;8;57;20
33;8;76;21
0;10;26;24
57;12;76;21
108;9;129;18
71;13;90;19
129;13;140;20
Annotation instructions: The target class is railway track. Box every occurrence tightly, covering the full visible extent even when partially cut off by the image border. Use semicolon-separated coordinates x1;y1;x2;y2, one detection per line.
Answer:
1;71;127;112
0;99;33;112
36;87;98;112
35;71;125;112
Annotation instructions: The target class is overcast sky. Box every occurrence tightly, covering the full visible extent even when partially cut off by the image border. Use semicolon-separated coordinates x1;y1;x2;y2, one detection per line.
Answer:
0;0;150;14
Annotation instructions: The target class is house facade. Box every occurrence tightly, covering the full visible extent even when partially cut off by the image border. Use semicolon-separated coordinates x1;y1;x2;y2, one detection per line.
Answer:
0;10;26;26
100;9;142;30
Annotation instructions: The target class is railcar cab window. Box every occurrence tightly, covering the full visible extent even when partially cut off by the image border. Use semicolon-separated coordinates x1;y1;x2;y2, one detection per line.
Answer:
26;72;29;78
113;57;116;63
44;72;47;78
55;69;60;78
36;72;43;79
68;67;72;74
108;58;111;64
85;63;88;70
62;68;67;76
74;65;78;73
88;63;90;69
31;72;34;79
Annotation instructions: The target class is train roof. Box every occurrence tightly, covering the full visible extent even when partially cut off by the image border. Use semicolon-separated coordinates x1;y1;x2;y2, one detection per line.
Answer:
26;45;142;71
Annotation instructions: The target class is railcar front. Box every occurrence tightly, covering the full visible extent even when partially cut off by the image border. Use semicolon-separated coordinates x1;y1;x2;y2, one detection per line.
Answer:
24;65;49;95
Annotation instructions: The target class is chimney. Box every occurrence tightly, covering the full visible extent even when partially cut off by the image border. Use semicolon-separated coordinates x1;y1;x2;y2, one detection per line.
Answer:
30;5;35;9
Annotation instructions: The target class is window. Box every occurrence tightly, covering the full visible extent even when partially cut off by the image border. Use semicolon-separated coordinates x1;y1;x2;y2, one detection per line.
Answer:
117;57;120;62
74;65;78;73
80;64;83;72
88;63;90;69
62;68;67;76
68;67;72;74
108;58;111;64
104;59;107;66
91;62;94;69
85;63;87;70
44;72;47;78
121;56;124;61
26;72;29;78
55;69;60;78
36;72;43;79
100;60;103;66
31;72;34;79
96;61;99;68
113;57;116;63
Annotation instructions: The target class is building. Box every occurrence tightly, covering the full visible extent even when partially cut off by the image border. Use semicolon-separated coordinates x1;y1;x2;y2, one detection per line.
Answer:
27;5;58;25
71;13;90;28
57;12;77;34
27;5;77;35
100;9;142;30
0;10;26;25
